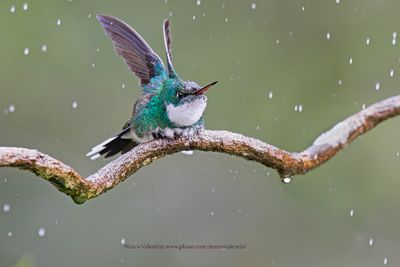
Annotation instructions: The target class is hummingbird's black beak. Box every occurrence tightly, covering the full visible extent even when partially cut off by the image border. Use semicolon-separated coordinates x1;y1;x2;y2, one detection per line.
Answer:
194;81;218;95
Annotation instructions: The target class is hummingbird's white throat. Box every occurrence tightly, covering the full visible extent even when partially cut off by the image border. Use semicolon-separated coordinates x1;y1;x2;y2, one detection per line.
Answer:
166;97;207;127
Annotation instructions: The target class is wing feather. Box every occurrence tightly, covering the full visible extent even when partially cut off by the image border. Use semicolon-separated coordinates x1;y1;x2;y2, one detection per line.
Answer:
97;15;166;87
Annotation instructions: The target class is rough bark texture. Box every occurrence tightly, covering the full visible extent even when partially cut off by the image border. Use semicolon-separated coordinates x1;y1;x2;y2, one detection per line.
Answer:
1;95;399;204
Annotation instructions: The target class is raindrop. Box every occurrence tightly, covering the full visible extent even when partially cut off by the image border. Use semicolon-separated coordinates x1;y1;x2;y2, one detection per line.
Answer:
10;6;16;13
38;227;46;237
392;31;397;46
72;101;78;109
23;47;30;55
301;6;305;11
210;211;215;216
41;45;48;52
122;83;126;89
237;209;242;213
22;2;28;11
8;232;12;237
349;209;354;217
349;57;353;64
96;48;100;52
8;105;15;113
56;19;62;26
3;203;10;213
384;257;388;265
338;79;343;85
192;15;196;20
181;150;194;155
365;37;370;45
268;91;273;99
294;104;303;112
225;17;228;22
326;32;331;40
390;69;394;77
256;125;260;130
211;188;215;193
121;238;126;245
88;13;91;19
375;82;380;91
251;3;257;10
396;152;399;156
168;11;173;17
196;0;201;6
362;103;366;110
369;238;374;246
282;176;292;184
335;0;340;3
91;63;95;68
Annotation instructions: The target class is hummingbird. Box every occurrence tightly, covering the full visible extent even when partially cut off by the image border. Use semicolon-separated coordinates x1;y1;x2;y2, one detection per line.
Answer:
86;15;218;160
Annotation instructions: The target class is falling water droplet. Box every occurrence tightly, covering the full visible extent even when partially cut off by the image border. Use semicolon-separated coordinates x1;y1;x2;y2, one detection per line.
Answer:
349;57;353;64
56;19;62;26
384;257;388;265
335;0;340;4
122;83;126;88
3;203;10;213
338;79;343;85
392;31;397;45
211;188;215;193
121;238;126;245
365;37;370;45
23;47;29;55
22;2;28;11
390;69;394;77
72;101;78;109
369;238;374;246
196;0;201;6
268;91;273;99
362;103;366;109
350;209;354;217
192;15;196;20
251;3;257;10
10;6;16;13
8;105;15;113
326;32;331;40
41;45;48;52
181;150;194;155
210;211;215;216
38;227;46;237
375;82;380;91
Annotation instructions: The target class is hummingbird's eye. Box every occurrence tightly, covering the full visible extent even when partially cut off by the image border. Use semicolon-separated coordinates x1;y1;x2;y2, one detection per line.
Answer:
176;91;185;99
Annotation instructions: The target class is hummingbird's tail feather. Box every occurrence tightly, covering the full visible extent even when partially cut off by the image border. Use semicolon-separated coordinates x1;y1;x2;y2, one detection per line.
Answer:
86;126;137;160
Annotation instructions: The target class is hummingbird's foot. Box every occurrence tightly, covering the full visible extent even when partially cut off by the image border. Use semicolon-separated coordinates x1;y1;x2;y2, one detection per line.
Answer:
151;126;203;140
151;127;180;140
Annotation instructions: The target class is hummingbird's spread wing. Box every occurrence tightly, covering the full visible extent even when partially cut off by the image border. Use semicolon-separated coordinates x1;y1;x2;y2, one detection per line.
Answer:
97;15;166;91
163;19;176;77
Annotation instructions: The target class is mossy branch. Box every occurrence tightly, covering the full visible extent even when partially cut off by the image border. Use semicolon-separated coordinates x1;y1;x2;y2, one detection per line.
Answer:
1;95;399;204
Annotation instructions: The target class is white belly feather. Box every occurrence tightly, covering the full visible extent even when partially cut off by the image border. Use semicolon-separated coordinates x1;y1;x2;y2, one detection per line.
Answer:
166;98;206;127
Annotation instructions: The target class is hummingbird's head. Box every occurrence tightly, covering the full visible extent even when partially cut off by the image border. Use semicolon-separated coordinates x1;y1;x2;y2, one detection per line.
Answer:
165;80;218;127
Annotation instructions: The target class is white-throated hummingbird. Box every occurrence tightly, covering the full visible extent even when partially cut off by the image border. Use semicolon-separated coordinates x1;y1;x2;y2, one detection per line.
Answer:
87;15;218;160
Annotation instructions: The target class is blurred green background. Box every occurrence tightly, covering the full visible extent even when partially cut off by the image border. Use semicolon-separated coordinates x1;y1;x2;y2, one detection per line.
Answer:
1;0;400;266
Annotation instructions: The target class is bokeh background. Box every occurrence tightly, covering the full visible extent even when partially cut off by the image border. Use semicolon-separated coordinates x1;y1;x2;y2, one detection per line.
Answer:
1;0;400;266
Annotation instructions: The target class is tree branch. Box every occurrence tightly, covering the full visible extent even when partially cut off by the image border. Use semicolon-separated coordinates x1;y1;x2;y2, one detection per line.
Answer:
1;95;399;204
